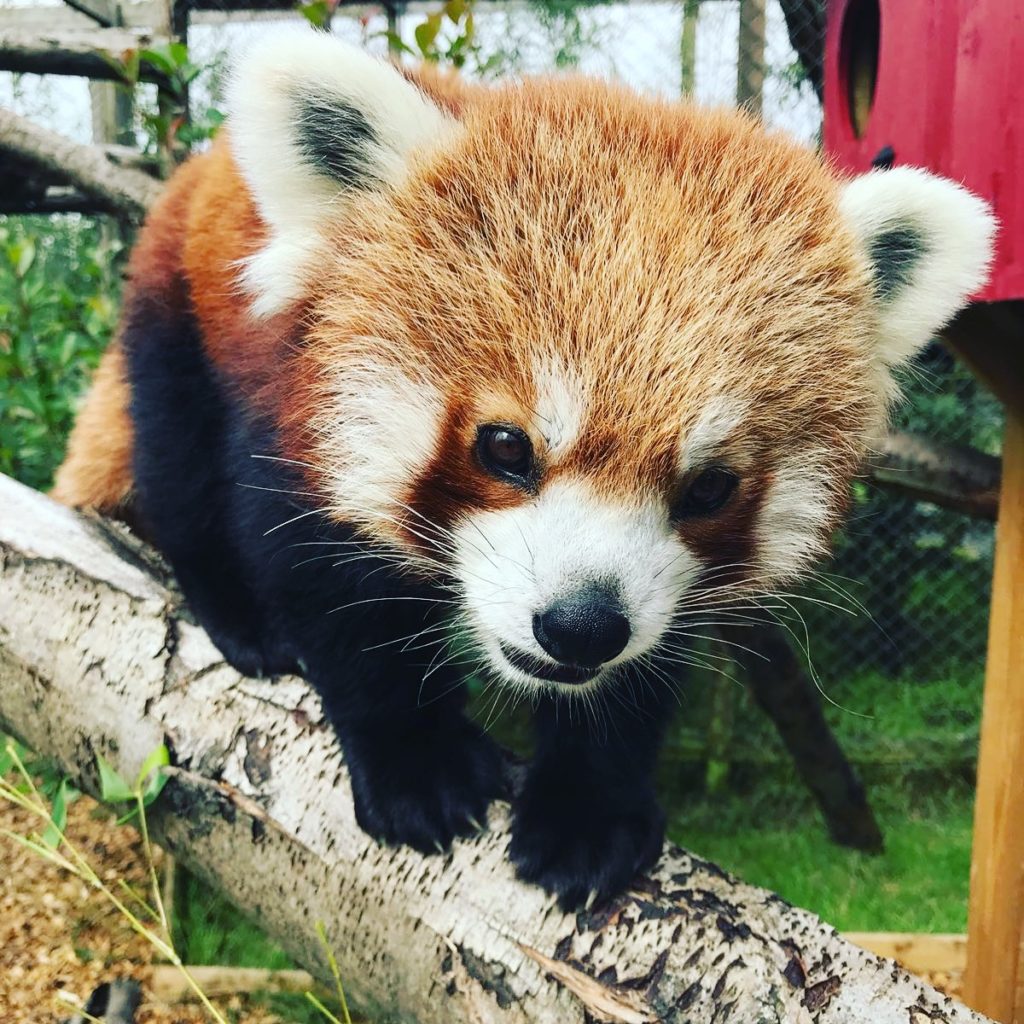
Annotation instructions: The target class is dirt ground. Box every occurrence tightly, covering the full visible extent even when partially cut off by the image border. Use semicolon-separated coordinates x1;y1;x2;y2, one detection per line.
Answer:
1;789;961;1022
0;791;281;1024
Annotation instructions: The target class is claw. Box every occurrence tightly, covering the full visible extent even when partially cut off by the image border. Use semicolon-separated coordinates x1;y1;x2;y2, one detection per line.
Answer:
584;889;598;912
434;839;446;855
467;814;484;833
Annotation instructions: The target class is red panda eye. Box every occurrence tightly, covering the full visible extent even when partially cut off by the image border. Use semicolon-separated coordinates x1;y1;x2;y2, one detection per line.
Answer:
476;425;534;484
674;467;738;518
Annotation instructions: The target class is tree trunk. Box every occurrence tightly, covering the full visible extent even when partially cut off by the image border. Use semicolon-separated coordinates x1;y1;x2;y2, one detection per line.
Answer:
0;108;161;219
0;474;992;1024
719;621;885;853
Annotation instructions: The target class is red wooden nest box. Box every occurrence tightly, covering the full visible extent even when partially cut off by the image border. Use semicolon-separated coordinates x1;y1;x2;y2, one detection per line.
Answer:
823;0;1023;301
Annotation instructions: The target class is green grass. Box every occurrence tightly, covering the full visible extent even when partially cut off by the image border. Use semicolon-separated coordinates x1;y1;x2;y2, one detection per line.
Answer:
175;871;295;969
669;776;975;933
658;661;983;933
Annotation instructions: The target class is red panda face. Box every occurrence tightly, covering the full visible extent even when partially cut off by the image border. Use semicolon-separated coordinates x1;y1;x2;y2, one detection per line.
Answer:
228;31;994;693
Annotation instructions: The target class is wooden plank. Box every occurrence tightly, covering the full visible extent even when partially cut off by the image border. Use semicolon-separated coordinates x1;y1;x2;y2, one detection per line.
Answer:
963;390;1024;1021
90;79;135;147
149;965;323;1002
845;933;967;975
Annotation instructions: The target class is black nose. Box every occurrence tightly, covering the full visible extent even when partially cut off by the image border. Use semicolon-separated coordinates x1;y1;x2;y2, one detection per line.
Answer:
532;585;631;668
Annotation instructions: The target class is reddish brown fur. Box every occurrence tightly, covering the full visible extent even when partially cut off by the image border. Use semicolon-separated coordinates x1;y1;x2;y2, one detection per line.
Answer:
59;71;878;572
276;78;879;561
56;139;295;511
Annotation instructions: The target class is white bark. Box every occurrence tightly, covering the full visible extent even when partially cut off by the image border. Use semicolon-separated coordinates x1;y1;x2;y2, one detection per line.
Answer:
0;473;993;1024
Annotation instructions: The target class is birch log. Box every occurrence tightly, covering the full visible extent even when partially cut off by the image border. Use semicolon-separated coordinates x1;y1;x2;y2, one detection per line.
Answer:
0;473;993;1024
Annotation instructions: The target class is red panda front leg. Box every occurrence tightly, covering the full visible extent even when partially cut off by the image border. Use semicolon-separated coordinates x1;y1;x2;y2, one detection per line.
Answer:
509;678;672;910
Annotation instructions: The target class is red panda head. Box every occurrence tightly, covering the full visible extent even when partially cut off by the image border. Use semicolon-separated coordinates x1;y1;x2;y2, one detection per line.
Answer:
228;31;995;691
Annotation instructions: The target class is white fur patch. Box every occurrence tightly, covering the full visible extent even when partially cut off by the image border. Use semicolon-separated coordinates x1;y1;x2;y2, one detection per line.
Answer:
755;451;833;581
840;167;996;367
678;396;750;472
316;357;444;541
226;28;458;317
452;478;700;692
532;356;587;459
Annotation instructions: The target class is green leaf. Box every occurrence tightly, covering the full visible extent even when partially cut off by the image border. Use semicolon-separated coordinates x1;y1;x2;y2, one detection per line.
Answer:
414;13;443;56
139;48;176;75
14;240;35;279
142;769;169;808
167;41;189;66
96;754;134;804
381;32;416;57
299;0;331;29
134;744;169;792
136;744;170;807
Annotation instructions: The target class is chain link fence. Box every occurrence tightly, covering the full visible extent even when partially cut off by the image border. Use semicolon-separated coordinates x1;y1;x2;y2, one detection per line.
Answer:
0;0;1002;694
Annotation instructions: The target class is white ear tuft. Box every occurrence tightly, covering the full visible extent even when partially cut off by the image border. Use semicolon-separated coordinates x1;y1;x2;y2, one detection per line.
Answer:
226;28;457;316
840;167;996;367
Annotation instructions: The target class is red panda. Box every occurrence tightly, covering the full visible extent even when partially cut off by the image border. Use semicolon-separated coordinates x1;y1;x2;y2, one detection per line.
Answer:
54;29;995;908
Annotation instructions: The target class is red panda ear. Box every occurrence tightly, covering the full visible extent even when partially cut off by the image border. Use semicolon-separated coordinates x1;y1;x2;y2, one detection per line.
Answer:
839;167;996;369
226;28;458;316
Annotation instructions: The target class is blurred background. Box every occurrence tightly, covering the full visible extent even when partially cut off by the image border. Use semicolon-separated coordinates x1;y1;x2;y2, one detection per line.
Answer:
0;0;1001;1014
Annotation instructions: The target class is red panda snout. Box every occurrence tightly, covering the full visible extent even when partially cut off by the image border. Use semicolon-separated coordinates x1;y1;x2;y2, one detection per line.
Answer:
450;477;701;692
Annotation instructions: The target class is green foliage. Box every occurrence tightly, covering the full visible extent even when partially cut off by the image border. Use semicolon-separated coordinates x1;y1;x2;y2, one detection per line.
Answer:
393;0;613;78
386;0;479;70
298;0;335;30
111;42;225;161
0;217;122;491
660;661;984;931
174;873;347;1024
95;745;171;826
96;754;136;804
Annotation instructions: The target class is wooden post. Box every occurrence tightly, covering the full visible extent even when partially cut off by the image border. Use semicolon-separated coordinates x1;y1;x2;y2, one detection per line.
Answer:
964;406;1024;1021
89;76;134;147
948;305;1024;1023
736;0;765;116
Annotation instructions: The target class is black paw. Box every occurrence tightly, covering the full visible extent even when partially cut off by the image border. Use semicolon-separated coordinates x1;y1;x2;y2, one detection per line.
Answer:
510;784;665;911
347;720;506;854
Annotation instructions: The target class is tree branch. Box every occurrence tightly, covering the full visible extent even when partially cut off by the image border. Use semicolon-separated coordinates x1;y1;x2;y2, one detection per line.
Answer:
0;473;993;1023
0;28;169;85
866;432;1001;520
0;107;161;219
